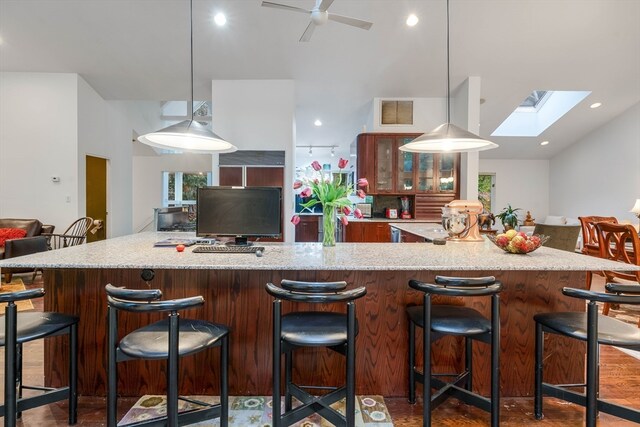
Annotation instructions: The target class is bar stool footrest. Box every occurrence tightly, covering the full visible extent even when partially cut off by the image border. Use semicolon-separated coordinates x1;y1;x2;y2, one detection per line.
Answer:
542;382;640;422
0;387;69;417
283;384;347;426
431;383;491;412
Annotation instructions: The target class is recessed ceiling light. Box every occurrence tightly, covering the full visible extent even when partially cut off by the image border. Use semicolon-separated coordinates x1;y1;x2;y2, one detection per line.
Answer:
214;13;226;26
590;102;602;109
314;119;322;127
406;14;419;27
540;140;549;146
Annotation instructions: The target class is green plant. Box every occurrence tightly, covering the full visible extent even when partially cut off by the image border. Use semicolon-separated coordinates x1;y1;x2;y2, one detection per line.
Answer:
496;204;521;229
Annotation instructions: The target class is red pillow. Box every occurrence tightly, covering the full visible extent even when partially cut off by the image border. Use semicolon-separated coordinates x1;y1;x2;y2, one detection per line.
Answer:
0;228;28;247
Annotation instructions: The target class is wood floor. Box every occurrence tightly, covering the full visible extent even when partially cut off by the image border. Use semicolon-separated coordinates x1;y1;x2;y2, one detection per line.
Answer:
1;274;639;426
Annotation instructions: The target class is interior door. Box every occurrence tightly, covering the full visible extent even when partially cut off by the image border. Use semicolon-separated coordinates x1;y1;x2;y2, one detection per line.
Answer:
86;155;107;242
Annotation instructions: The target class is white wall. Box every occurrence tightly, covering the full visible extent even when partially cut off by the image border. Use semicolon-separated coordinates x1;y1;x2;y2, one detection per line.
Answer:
132;151;212;232
549;102;640;223
212;80;296;242
0;72;78;229
479;159;550;223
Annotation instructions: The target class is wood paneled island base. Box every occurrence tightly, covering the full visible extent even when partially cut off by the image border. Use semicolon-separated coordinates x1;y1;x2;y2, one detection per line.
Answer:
43;267;586;398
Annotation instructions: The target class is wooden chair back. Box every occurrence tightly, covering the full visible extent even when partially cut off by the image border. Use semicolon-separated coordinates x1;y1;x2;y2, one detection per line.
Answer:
579;216;618;256
46;217;94;249
595;222;640;283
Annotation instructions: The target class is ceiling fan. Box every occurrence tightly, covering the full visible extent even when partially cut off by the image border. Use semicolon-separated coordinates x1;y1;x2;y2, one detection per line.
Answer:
261;0;373;42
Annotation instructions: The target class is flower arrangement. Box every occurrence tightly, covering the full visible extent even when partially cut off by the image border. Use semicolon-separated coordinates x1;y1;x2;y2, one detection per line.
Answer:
291;158;368;246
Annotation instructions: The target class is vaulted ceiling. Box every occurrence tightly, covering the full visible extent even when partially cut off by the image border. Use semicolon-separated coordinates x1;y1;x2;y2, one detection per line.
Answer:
1;0;639;160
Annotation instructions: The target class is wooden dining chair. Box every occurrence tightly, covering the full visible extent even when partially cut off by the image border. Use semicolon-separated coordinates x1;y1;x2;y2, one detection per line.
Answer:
579;216;618;289
595;222;640;325
579;216;618;256
43;217;94;250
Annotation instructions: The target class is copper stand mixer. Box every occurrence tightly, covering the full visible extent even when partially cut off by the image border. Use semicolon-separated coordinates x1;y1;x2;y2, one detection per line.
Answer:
441;200;484;242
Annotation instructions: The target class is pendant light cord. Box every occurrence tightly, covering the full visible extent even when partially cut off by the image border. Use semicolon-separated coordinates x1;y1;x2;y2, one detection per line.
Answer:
190;0;194;121
446;0;450;124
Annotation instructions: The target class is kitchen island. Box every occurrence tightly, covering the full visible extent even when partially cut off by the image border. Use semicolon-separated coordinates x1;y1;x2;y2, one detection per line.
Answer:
1;232;635;399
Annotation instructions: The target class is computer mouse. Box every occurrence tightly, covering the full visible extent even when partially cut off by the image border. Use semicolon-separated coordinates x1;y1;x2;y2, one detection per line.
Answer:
255;249;264;257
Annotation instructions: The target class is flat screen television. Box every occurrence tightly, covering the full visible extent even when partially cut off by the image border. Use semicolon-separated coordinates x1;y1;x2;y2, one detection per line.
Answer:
196;186;282;245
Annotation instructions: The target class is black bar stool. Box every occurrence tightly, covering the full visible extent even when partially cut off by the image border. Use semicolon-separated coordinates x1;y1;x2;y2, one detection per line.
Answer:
534;283;640;426
266;279;367;427
0;287;78;427
105;284;229;427
407;276;502;427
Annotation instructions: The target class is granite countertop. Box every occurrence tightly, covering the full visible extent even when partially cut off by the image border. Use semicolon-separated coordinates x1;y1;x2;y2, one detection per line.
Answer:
0;232;636;272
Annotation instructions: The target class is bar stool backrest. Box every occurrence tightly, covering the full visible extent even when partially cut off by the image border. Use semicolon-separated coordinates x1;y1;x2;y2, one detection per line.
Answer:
410;275;502;297
105;284;204;313
266;280;366;303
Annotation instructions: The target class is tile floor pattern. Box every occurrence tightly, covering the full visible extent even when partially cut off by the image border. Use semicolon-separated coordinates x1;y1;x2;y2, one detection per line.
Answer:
119;395;393;426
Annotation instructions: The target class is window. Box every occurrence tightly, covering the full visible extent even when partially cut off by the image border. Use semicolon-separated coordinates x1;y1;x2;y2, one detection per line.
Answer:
162;172;211;207
478;174;496;212
381;100;413;125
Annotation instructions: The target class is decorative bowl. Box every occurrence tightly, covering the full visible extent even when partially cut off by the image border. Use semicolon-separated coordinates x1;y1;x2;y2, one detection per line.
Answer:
487;232;550;254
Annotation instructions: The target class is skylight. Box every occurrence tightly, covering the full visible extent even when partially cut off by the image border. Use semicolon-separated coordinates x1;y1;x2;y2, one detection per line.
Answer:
518;91;551;110
492;90;591;137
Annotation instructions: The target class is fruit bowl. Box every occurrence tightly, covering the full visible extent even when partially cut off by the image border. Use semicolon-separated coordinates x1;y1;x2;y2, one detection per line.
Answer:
487;231;550;254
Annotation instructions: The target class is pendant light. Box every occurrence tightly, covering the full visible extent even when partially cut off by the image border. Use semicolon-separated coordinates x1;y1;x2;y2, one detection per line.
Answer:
400;0;498;153
138;0;237;154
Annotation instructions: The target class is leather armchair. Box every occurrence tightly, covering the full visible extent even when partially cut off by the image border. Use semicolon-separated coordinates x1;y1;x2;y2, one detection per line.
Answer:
0;219;54;261
2;236;49;283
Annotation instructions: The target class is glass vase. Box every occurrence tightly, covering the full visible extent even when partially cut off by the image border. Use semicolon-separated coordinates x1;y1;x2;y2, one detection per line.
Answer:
322;204;337;247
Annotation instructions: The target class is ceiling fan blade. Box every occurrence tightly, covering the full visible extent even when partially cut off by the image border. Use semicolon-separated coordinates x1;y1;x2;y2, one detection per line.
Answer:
299;21;316;42
318;0;335;12
328;13;373;30
261;1;310;15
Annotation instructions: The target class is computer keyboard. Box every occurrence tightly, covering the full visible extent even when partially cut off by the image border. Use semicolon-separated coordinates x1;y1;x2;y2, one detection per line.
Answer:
192;245;265;254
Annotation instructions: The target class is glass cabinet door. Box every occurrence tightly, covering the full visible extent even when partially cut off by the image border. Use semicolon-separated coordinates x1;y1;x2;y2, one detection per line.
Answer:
416;153;434;192
376;137;393;192
438;153;456;192
397;137;414;192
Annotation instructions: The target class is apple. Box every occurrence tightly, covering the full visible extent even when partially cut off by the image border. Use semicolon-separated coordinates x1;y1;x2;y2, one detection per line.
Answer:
176;244;185;252
505;229;518;239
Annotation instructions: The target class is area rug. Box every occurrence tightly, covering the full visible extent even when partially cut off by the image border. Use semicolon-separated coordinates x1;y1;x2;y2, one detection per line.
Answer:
0;278;35;311
119;395;394;426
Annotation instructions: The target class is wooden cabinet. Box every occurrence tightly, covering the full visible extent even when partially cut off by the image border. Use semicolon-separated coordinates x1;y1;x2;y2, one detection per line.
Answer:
295;216;319;242
343;222;391;243
400;230;426;243
219;167;243;186
357;133;460;220
219;165;285;242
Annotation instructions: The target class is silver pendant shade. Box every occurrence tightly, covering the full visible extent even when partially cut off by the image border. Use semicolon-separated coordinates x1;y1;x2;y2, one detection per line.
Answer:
138;120;237;154
400;0;498;154
137;0;236;154
399;123;498;153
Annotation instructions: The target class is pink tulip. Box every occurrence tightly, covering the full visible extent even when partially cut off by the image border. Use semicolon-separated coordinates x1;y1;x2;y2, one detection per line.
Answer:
358;178;369;188
338;158;348;169
293;180;303;189
342;206;352;215
291;215;301;225
313;178;319;184
357;189;366;199
354;209;363;219
311;161;322;171
300;188;312;198
341;215;349;226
